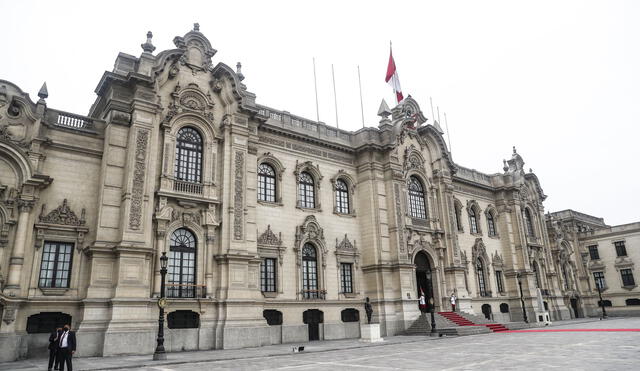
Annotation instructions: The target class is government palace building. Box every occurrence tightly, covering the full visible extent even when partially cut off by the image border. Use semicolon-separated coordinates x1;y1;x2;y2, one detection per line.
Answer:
0;25;638;361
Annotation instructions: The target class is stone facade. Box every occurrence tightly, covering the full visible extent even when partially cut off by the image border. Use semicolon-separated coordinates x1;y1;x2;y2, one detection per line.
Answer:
0;25;623;362
547;210;640;317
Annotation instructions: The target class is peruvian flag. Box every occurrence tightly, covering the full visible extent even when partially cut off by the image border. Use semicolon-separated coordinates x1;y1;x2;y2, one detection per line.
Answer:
385;46;404;103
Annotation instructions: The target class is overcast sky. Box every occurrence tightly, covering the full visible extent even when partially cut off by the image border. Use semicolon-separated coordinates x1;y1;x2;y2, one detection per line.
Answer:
2;0;638;225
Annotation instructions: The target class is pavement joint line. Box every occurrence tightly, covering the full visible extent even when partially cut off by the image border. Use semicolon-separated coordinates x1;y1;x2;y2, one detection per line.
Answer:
89;337;442;371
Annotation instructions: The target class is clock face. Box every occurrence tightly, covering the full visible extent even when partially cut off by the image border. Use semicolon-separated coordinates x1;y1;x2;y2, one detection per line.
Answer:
158;298;167;308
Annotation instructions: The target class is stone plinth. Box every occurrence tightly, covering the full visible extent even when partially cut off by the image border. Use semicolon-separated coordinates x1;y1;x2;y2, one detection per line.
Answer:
360;324;383;343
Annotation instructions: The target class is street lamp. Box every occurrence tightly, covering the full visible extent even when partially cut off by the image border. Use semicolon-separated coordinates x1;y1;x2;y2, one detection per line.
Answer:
516;272;528;323
153;252;169;361
595;279;607;320
428;297;437;336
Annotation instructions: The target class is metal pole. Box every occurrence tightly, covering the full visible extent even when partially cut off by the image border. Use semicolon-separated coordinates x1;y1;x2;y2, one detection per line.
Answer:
517;273;528;323
429;298;437;336
313;58;320;123
331;64;339;128
153;254;167;360
597;283;607;319
357;65;365;128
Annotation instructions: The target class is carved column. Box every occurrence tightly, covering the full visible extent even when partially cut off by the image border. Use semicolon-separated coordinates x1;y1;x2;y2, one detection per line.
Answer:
205;231;215;297
153;230;166;297
6;199;34;289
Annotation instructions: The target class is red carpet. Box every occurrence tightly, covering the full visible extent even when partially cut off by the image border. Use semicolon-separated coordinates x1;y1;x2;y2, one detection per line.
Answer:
438;311;509;332
499;328;640;333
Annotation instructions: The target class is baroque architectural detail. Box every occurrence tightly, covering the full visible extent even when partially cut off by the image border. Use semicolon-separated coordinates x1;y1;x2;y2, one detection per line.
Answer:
233;150;244;240
336;234;356;250
129;129;149;230
258;225;282;246
39;199;85;226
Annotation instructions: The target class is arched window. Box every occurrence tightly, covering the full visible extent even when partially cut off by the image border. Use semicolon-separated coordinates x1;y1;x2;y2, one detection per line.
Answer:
454;202;463;232
263;310;283;325
476;259;487;297
175;127;203;183
469;207;479;234
341;308;360;322
408;176;427;219
258;163;276;202
487;212;497;236
335;179;350;214
168;228;197;298
26;312;72;334
532;261;541;288
500;303;509;313
302;243;319;298
298;172;315;209
524;208;535;237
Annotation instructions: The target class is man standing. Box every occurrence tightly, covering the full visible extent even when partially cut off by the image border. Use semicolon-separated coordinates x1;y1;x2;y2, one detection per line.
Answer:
57;324;76;371
450;292;457;312
48;326;62;371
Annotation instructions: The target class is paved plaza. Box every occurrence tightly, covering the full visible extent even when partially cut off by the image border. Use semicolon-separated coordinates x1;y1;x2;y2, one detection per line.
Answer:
2;318;638;370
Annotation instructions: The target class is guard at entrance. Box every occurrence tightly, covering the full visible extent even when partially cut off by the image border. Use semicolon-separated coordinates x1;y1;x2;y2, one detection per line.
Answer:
450;292;457;312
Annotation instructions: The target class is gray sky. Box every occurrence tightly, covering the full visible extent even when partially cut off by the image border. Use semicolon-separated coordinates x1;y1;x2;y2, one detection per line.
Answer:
2;0;638;225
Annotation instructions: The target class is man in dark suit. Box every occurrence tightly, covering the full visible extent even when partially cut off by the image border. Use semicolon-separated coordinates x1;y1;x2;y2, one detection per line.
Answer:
57;324;76;371
48;326;62;371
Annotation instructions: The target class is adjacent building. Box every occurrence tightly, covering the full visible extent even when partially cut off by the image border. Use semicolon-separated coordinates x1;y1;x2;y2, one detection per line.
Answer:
0;25;634;362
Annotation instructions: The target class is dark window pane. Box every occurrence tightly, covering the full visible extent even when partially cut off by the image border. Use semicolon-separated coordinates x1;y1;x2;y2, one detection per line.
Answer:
167;310;199;329
258;163;276;202
341;263;353;293
39;241;74;288
168;228;197;298
175;127;203;183
408;176;427;219
615;241;627;257
335;179;350;214
588;245;600;260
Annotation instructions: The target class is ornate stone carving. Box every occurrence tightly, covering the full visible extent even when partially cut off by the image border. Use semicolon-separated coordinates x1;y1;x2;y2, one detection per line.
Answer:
233;151;244;240
336;234;356;250
394;183;405;252
295;215;327;266
129;129;149;230
39;199;85;226
258;225;282;246
2;306;16;325
171;209;201;225
471;238;490;265
403;144;426;175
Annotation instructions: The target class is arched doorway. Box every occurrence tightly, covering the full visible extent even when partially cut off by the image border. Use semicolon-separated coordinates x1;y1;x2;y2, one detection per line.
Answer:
415;251;435;311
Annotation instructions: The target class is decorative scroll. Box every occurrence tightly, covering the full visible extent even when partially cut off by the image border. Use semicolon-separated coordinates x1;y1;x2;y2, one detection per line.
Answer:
336;234;356;250
129;129;149;230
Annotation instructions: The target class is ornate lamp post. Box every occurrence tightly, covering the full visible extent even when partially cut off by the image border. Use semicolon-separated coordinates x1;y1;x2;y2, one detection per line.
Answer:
516;272;528;323
153;252;169;361
595;278;607;320
429;297;437;336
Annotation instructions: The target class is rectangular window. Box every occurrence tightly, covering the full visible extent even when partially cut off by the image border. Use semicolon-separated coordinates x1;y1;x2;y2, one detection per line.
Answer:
621;269;635;287
39;241;73;288
340;263;353;294
495;270;504;293
260;258;277;292
588;245;600;260
615;241;627;257
593;271;606;289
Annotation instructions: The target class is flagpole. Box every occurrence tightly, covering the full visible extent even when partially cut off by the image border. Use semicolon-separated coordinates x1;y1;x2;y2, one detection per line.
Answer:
444;112;452;152
357;65;365;128
332;64;339;129
313;58;320;123
430;97;436;123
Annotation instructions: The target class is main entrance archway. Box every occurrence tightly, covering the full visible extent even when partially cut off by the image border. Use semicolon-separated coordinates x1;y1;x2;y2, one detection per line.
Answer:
415;251;435;311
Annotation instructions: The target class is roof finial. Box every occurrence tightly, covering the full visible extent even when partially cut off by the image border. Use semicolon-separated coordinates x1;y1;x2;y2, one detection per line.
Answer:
38;82;48;100
236;62;245;81
503;159;509;172
193;23;200;32
513;146;517;154
141;31;156;53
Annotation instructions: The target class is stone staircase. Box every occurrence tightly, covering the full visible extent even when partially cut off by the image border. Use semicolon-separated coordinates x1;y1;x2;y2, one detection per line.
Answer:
406;313;492;336
438;311;509;332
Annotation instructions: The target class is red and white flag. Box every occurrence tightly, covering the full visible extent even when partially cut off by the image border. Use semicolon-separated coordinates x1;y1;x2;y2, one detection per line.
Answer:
385;46;404;103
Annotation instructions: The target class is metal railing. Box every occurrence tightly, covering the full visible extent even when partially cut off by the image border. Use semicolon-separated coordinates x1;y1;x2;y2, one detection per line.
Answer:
173;180;204;195
301;289;326;300
166;284;207;299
